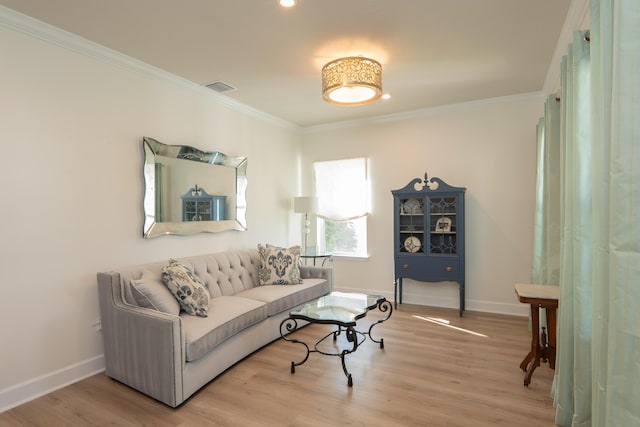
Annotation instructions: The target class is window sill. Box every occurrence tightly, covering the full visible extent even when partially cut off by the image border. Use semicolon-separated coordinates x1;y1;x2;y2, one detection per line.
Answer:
331;254;370;261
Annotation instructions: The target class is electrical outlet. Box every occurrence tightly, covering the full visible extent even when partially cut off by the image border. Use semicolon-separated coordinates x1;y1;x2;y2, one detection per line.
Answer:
93;317;102;332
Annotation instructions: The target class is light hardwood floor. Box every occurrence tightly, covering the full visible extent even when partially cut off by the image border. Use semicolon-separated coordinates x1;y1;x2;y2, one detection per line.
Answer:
1;304;556;426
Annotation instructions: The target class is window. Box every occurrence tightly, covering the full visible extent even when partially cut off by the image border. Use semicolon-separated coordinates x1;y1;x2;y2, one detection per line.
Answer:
313;158;369;257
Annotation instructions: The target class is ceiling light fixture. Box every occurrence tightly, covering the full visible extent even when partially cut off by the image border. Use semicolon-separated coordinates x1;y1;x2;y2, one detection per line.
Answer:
279;0;296;7
322;56;382;106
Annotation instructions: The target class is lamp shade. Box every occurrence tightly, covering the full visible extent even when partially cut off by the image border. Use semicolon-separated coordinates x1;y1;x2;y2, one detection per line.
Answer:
294;196;318;213
322;56;382;106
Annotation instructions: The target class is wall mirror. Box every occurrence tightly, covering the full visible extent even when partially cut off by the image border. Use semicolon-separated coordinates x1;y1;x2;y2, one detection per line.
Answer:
143;137;247;238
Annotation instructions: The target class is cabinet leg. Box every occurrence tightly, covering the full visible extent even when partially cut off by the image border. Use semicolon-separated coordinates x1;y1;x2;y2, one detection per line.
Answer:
393;279;398;309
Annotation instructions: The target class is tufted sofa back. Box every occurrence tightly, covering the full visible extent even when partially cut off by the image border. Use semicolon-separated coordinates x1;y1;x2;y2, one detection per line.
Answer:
117;249;262;307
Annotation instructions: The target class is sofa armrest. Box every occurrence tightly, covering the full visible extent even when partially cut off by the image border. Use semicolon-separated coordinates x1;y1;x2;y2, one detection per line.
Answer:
97;272;184;407
299;266;333;290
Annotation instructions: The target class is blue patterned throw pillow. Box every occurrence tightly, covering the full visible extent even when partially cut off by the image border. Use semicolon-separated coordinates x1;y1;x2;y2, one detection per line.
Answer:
258;244;303;285
161;260;210;317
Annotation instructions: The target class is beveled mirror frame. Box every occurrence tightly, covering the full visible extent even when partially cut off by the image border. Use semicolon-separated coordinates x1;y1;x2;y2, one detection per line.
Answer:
142;137;247;238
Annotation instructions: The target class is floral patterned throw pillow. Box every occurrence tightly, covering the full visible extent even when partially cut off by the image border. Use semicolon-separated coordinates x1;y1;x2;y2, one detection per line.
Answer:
258;244;303;285
161;260;210;317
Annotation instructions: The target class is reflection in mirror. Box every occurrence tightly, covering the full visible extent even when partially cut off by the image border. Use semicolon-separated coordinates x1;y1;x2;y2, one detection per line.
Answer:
143;137;247;238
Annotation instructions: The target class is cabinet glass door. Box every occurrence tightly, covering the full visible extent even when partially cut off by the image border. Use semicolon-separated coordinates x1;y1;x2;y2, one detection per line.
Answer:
184;200;211;221
428;197;458;254
197;201;211;221
398;198;425;254
184;201;197;221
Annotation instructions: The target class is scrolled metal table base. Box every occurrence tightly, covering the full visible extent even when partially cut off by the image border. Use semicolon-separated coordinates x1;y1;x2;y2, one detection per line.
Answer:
279;299;392;387
367;299;393;348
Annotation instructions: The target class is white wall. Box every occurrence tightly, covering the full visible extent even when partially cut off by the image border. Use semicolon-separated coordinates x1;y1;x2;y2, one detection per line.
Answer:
301;94;543;314
0;16;302;406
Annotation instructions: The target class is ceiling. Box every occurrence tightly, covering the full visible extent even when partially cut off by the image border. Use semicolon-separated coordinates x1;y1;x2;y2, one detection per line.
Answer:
1;0;572;127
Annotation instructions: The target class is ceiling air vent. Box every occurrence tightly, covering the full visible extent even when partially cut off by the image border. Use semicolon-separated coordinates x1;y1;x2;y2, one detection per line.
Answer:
204;81;237;94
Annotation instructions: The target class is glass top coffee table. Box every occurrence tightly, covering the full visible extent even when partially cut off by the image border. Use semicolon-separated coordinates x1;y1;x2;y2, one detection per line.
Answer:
279;292;392;387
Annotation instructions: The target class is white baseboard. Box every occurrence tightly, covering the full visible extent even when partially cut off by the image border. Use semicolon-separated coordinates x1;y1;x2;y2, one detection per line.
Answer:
335;286;529;317
0;355;105;413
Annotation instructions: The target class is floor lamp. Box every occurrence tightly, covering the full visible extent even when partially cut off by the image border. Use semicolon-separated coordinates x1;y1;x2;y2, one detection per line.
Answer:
294;196;318;256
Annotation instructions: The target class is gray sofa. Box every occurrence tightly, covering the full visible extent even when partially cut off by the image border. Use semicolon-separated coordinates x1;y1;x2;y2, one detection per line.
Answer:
97;249;332;407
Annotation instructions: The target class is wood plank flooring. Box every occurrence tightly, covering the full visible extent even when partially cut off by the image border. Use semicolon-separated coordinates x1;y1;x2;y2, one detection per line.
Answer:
0;304;557;426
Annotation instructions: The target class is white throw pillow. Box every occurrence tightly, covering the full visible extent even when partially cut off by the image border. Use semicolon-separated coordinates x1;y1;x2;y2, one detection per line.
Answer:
130;269;181;316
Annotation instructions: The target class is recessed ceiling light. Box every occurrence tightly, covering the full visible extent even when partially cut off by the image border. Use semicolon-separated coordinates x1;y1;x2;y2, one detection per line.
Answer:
381;93;391;100
280;0;296;7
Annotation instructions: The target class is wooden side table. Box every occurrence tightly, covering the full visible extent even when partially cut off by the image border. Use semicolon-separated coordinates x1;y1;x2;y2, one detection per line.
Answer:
514;283;559;386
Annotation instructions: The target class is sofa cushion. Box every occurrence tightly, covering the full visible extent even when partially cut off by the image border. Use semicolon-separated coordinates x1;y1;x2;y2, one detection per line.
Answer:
130;269;180;315
235;278;330;317
257;244;303;285
181;296;268;362
161;260;210;317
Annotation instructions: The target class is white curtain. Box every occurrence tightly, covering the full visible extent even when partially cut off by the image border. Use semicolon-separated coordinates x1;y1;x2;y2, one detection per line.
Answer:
313;158;369;220
533;1;640;425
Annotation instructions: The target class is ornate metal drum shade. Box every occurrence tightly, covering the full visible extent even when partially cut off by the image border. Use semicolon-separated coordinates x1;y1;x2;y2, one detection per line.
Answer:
322;56;382;105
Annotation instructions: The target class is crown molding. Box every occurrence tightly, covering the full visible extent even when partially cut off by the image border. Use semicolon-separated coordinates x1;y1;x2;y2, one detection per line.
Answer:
302;92;546;134
0;5;299;132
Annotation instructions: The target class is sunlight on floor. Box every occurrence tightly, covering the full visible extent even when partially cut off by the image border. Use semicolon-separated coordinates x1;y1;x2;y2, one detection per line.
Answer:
412;315;489;337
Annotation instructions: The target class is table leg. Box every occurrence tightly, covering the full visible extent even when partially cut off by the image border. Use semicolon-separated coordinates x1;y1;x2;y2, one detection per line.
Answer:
368;299;393;348
279;318;310;372
340;326;358;387
522;305;540;386
547;307;557;369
